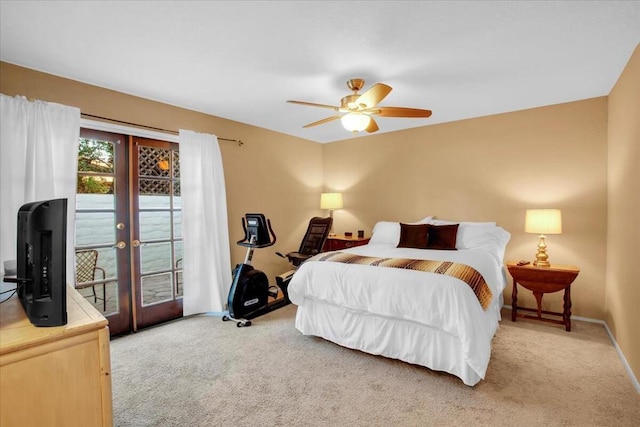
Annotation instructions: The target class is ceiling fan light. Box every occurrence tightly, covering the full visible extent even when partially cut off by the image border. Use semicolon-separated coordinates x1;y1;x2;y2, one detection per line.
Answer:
341;113;371;132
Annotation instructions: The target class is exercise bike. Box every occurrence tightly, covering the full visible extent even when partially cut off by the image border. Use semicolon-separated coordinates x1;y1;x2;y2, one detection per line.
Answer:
222;213;290;327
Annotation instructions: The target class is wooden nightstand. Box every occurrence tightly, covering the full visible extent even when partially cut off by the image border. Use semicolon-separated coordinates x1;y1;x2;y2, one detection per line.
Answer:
323;235;370;251
507;261;580;331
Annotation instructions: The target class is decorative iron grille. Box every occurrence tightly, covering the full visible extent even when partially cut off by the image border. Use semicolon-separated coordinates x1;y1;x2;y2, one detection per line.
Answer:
172;151;180;178
139;146;171;178
139;179;171;195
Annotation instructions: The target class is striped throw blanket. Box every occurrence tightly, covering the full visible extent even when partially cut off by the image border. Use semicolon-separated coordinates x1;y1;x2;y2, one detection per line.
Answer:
309;251;493;310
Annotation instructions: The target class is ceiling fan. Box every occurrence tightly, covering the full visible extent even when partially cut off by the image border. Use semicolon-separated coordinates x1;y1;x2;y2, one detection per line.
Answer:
287;78;432;134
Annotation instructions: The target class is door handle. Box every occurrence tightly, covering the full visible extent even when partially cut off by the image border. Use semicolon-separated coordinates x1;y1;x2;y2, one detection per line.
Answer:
114;241;127;249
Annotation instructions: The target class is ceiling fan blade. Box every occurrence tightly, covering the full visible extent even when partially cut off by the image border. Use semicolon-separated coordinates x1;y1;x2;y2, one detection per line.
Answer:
365;117;379;133
370;106;432;118
303;115;342;128
356;83;392;109
287;100;340;111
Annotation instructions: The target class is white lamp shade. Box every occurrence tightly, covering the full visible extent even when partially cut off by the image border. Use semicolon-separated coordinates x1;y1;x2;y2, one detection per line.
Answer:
525;209;562;234
341;113;371;132
320;192;343;210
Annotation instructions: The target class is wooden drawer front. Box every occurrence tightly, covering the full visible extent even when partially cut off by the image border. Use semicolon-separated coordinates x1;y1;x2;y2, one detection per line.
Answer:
324;237;370;252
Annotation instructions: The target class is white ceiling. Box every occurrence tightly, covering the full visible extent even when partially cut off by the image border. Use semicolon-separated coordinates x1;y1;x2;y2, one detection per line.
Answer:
1;1;639;143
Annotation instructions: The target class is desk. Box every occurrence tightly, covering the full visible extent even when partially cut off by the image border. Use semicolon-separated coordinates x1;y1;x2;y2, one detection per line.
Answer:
1;285;113;426
507;261;580;331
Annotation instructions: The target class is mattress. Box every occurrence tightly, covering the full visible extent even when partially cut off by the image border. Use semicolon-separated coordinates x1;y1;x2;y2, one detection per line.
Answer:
287;243;507;386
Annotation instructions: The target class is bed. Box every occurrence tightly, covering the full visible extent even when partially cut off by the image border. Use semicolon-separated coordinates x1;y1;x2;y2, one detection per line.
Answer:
287;218;511;386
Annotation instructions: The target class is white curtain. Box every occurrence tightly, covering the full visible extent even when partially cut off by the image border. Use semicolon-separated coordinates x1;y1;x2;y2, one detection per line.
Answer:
178;129;231;315
0;94;80;285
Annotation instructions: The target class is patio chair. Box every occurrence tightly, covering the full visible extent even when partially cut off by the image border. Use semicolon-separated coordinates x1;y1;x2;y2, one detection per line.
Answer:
75;249;106;311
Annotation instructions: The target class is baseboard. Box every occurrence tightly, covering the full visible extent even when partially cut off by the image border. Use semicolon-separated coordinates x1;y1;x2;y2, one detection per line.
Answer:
575;316;640;394
201;311;224;317
502;305;640;394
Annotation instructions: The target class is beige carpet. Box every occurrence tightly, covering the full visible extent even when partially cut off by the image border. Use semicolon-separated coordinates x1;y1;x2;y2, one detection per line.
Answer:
110;305;639;426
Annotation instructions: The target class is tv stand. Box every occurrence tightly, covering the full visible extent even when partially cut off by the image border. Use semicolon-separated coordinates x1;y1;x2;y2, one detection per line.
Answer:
0;285;112;426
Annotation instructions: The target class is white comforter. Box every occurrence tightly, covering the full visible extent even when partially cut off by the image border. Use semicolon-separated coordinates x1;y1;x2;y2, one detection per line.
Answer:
288;243;506;381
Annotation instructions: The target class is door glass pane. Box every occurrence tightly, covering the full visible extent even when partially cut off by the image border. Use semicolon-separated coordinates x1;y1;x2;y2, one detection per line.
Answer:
135;143;182;312
75;281;118;316
93;247;118;280
175;241;183;297
78;138;114;173
173;184;181;206
172;151;180;178
74;247;119;315
139;211;171;240
140;242;172;274
173;211;182;238
77;139;115;209
77;187;115;209
103;281;119;315
174;241;183;268
75;135;120;317
175;271;183;297
75;212;116;246
139;180;170;208
77;176;115;202
139;146;171;178
142;273;173;306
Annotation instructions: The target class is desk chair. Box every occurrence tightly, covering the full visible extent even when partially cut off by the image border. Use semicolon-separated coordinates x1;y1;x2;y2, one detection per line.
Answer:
276;217;332;268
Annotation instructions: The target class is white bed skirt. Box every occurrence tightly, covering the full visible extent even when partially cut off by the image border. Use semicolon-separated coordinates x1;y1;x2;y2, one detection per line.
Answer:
294;300;483;386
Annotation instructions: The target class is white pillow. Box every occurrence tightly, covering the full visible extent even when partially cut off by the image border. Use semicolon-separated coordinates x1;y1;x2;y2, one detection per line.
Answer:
369;221;401;245
456;224;498;248
427;220;509;261
457;224;511;262
413;216;434;224
429;219;497;226
369;219;510;262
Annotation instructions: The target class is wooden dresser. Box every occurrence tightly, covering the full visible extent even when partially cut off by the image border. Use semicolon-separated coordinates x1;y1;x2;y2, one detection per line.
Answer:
1;285;113;426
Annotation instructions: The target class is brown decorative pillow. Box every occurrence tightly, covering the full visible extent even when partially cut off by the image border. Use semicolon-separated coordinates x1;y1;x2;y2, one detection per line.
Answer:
426;224;459;250
397;223;429;249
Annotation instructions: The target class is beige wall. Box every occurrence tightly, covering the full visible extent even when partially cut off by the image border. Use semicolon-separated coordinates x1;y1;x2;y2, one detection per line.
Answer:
1;61;609;319
0;62;324;281
323;98;609;320
606;45;640;383
2;57;636;383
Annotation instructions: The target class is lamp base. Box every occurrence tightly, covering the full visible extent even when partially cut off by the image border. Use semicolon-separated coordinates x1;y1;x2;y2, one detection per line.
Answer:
533;260;551;268
533;234;551;268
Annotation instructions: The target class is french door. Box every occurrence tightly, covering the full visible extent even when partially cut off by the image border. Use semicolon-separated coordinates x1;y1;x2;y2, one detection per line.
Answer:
75;129;183;335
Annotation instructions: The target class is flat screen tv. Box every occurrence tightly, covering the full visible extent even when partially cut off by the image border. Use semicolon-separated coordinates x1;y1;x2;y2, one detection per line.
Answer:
4;198;68;326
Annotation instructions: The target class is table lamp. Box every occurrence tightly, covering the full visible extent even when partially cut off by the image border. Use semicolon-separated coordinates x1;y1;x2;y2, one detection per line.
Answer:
525;209;562;267
320;192;343;236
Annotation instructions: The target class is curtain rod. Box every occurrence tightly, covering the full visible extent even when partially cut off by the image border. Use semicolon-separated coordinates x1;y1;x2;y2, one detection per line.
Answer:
80;113;244;146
